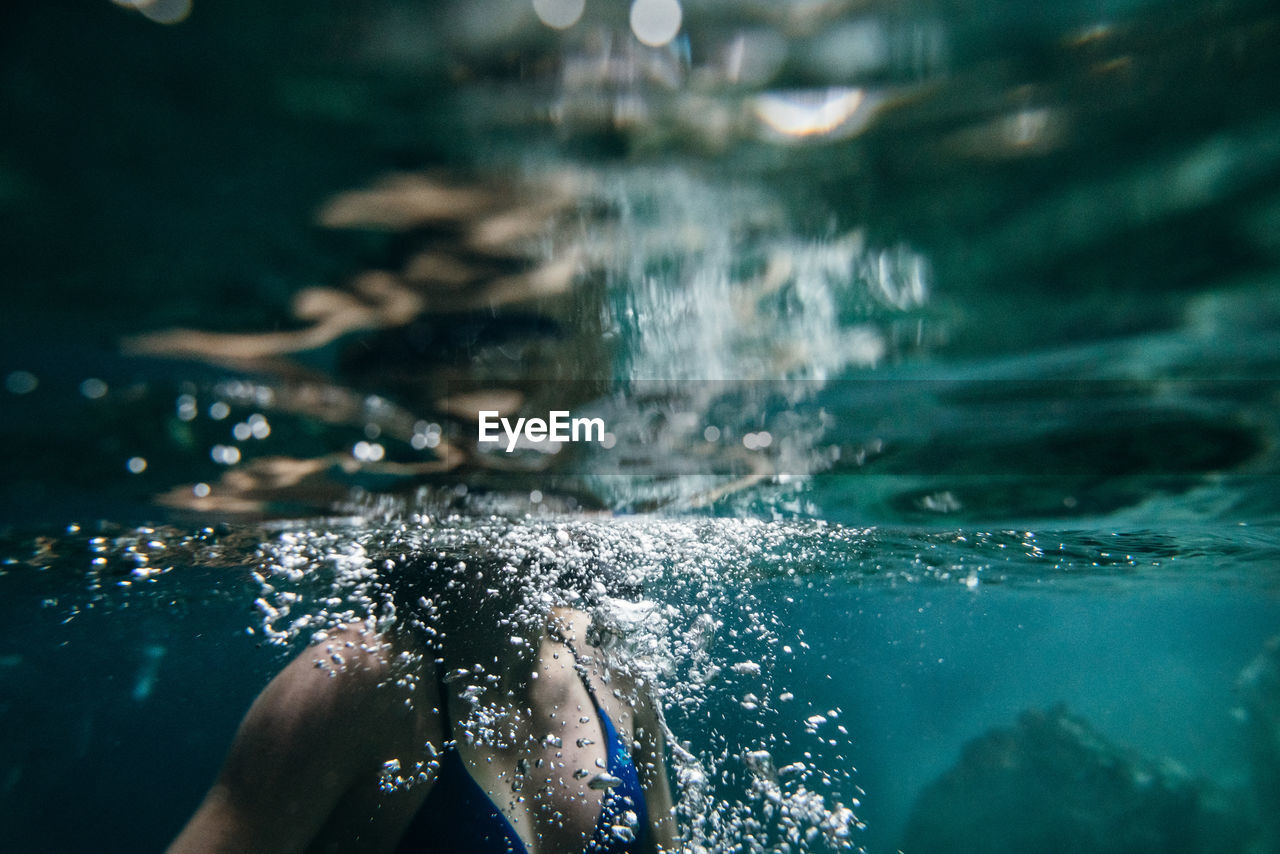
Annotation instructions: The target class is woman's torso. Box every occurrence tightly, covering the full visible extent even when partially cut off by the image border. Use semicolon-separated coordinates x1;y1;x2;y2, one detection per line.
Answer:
302;620;649;854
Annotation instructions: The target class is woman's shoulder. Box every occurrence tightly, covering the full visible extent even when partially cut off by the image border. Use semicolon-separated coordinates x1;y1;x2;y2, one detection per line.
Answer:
543;607;645;728
165;626;445;854
285;625;397;692
268;625;442;738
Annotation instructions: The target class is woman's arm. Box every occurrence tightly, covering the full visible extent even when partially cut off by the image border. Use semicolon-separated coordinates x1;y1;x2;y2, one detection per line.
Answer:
167;631;389;854
633;687;678;852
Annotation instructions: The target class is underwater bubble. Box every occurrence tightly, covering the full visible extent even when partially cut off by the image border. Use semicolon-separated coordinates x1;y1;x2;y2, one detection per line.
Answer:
79;378;108;400
126;457;148;475
805;714;828;729
176;394;198;421
411;421;442;451
5;371;37;394
589;772;623;790
744;749;774;774
353;441;386;462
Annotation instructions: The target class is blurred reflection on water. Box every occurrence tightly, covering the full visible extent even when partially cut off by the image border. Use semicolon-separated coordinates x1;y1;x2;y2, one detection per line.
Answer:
3;0;1278;521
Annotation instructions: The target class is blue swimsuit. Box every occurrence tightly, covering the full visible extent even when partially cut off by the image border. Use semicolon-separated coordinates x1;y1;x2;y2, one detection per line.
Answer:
396;641;651;854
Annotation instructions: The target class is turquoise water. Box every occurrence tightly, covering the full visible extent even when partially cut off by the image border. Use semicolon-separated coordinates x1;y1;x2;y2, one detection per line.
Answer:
3;0;1280;851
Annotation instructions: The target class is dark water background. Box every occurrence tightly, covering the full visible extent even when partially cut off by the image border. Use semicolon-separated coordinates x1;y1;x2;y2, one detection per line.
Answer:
3;0;1280;851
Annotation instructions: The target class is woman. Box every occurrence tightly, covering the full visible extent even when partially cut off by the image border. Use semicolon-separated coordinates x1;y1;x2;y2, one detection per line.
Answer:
167;542;677;853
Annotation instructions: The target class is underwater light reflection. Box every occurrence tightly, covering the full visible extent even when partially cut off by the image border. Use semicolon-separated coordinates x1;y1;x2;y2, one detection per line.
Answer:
752;88;884;141
630;0;684;48
533;0;586;31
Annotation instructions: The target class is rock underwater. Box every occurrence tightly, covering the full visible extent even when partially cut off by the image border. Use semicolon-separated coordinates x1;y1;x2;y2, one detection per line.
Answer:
901;703;1259;854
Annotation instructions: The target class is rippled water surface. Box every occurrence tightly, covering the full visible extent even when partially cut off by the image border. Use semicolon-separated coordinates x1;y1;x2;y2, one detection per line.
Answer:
3;0;1280;852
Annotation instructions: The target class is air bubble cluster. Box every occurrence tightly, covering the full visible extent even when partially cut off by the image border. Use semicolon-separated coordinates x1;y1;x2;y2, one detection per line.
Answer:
241;513;871;851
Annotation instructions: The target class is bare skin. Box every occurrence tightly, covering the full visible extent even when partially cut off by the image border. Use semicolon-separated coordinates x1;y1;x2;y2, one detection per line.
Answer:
167;608;676;854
